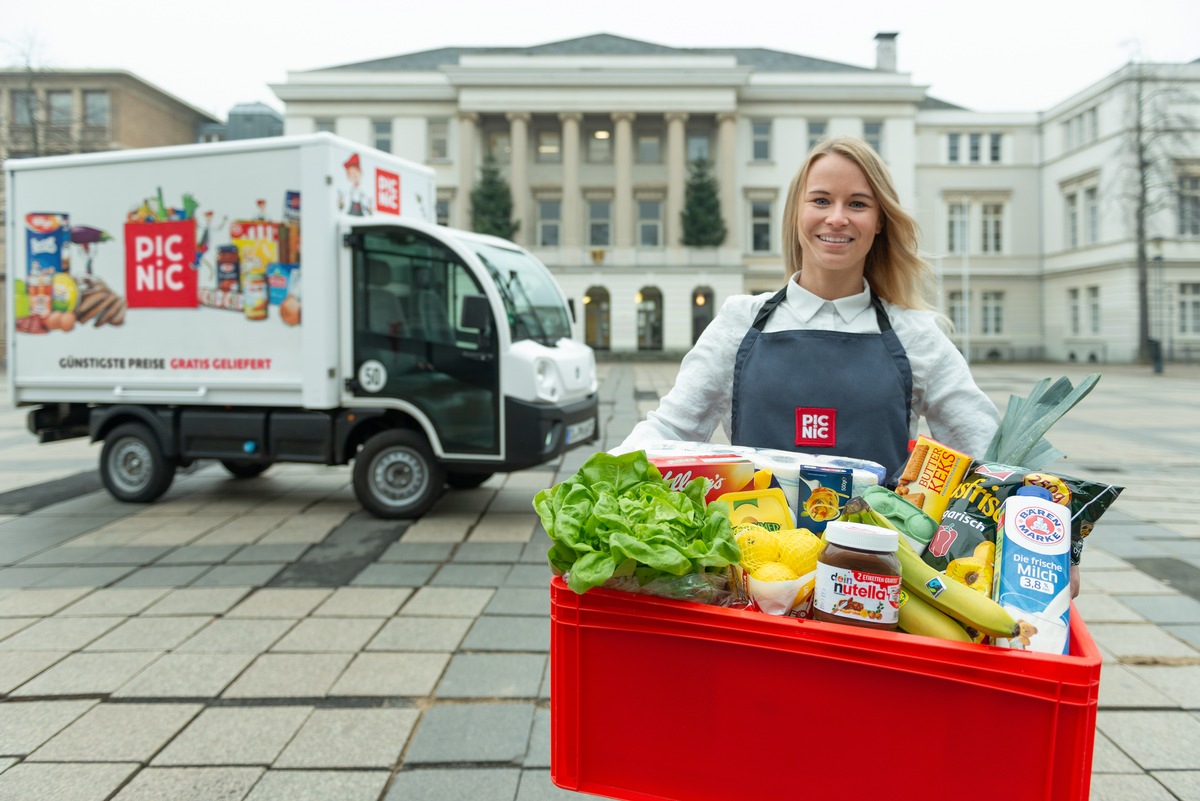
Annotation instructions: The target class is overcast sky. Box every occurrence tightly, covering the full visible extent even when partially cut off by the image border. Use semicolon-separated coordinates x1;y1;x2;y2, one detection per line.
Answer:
4;0;1198;120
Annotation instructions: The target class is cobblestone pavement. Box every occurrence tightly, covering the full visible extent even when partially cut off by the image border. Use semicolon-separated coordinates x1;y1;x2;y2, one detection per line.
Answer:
0;361;1197;801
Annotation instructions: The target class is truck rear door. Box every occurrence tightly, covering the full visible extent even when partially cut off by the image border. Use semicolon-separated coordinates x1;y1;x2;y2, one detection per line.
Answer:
345;226;500;456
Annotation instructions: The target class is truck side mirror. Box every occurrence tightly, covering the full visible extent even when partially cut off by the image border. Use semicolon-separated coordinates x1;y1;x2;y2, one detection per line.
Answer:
460;294;491;331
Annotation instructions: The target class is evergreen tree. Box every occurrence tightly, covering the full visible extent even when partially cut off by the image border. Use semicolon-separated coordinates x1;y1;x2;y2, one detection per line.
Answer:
680;158;727;247
470;153;519;240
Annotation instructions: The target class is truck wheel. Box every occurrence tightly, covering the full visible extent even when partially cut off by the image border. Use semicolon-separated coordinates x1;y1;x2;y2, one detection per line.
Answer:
221;460;271;479
446;471;494;490
353;430;444;519
100;422;175;503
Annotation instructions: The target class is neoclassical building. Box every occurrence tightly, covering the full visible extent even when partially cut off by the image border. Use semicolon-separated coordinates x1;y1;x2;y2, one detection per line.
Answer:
272;33;1200;363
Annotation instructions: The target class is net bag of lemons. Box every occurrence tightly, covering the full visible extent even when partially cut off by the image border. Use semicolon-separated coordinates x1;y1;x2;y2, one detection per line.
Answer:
734;524;823;615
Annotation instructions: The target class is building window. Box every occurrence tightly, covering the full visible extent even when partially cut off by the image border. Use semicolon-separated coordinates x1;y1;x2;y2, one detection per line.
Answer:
948;290;966;332
1180;283;1200;334
488;131;511;164
687;133;710;163
948;133;960;163
1179;175;1200;236
537;131;562;163
1069;288;1081;335
864;121;883;154
83;91;109;127
968;133;982;163
989;133;1002;163
981;203;1003;253
428;119;449;161
638;200;662;247
981;291;1004;334
1085;187;1100;243
806;121;827;152
435;196;451;226
1066;193;1079;249
751;200;773;253
588;128;612;163
947;202;968;254
588;200;611;247
637;133;661;163
537;200;561;247
1087;286;1100;335
372;120;392;152
751;121;771;161
47;91;72;125
314;119;335;133
12;91;35;126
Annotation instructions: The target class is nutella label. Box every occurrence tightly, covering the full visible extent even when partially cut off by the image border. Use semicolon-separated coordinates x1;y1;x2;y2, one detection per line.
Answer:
814;563;901;625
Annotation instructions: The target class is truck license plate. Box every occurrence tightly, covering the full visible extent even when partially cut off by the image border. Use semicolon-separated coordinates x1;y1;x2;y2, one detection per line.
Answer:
566;418;595;445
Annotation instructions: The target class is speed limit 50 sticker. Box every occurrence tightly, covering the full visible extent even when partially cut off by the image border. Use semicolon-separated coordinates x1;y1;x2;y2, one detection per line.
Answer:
357;360;388;393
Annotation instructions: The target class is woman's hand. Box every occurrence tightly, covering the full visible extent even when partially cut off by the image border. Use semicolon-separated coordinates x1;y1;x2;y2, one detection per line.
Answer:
1070;564;1080;598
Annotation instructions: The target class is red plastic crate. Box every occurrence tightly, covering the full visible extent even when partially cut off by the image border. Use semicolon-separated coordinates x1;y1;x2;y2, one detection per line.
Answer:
550;576;1101;801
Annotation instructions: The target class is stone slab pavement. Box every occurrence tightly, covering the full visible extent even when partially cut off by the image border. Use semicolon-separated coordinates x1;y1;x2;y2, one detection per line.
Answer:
0;361;1196;800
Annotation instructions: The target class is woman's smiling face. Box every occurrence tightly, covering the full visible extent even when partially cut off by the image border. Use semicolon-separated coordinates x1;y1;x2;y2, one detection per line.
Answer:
796;152;882;294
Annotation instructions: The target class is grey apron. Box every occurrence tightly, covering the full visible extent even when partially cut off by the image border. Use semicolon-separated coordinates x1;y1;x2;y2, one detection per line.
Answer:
730;286;913;479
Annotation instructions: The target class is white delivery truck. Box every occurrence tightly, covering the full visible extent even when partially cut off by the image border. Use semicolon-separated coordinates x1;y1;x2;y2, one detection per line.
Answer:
5;133;598;518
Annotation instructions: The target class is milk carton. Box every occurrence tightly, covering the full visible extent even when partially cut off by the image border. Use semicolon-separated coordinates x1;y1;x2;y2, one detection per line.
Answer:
991;486;1072;654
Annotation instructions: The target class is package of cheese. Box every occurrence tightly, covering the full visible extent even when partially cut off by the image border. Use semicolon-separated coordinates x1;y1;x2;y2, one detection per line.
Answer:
894;435;972;523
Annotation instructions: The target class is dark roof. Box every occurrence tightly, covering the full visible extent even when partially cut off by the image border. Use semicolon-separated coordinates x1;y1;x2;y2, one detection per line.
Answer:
314;33;870;74
919;95;967;111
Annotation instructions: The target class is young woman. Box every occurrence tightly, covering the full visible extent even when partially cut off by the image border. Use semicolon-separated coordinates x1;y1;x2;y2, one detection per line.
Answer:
618;136;1000;478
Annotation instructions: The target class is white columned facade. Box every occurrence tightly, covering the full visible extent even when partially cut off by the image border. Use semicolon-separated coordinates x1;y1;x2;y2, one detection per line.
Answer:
666;111;689;251
507;112;531;247
717;112;738;250
560;112;582;248
612;112;635;249
456;112;479;229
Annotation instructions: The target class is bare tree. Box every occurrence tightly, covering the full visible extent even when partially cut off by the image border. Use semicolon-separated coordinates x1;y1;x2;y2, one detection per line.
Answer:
1117;58;1200;364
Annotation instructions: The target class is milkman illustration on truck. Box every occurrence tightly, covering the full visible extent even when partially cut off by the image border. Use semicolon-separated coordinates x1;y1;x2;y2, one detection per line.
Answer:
5;134;599;518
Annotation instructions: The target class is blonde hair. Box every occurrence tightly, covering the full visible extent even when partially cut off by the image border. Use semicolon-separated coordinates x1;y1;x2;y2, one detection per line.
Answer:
781;136;933;310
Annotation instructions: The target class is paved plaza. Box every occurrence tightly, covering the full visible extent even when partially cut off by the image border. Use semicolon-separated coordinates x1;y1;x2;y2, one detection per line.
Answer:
0;360;1197;800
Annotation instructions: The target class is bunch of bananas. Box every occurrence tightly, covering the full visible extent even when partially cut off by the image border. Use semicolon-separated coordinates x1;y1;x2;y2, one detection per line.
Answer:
840;495;1020;643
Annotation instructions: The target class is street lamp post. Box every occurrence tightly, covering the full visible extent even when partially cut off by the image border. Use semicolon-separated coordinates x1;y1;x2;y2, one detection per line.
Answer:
961;195;971;366
1152;237;1165;373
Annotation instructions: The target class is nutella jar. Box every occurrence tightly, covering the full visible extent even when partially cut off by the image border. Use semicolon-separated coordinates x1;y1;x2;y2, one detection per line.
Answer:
812;521;901;631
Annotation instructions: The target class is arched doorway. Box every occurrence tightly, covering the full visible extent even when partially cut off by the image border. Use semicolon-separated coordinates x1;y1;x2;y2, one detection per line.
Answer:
583;286;610;350
636;286;663;351
692;286;714;343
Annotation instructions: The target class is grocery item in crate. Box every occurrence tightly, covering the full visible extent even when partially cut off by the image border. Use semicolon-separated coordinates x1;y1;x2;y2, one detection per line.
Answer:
636;440;885;502
793;465;851;534
734;525;821;615
647;453;756;504
924;463;1124;572
992;486;1073;654
534;451;741;595
857;486;938;554
813;520;901;630
720;487;795;531
893;434;972;522
984;373;1101;470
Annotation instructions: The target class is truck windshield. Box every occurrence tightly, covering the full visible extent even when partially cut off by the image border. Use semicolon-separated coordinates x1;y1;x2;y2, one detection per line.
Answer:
472;243;572;345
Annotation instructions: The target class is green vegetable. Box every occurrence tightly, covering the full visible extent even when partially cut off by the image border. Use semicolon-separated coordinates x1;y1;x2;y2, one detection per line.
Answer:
983;373;1101;469
533;450;741;594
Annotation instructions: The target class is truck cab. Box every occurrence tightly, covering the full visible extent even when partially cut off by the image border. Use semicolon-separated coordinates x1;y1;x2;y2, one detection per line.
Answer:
337;219;597;516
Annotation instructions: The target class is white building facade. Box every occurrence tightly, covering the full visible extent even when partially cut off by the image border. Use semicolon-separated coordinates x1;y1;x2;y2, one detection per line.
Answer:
272;34;1200;364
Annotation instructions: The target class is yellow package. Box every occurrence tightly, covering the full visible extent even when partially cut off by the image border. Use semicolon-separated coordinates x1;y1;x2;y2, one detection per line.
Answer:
894;435;973;523
719;488;795;532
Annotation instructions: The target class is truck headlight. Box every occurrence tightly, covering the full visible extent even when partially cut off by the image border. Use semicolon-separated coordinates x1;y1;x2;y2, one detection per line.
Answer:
535;358;562;402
